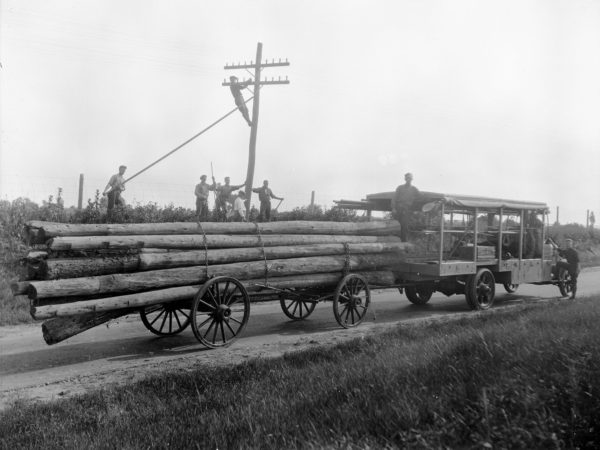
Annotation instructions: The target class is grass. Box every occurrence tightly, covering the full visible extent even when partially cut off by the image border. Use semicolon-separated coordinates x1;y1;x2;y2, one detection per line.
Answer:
2;297;600;449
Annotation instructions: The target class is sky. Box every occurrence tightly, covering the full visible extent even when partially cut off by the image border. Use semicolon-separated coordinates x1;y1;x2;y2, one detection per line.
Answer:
1;0;599;224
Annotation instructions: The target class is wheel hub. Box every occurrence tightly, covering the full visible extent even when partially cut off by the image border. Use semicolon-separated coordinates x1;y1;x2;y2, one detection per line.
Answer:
350;295;362;307
214;304;231;321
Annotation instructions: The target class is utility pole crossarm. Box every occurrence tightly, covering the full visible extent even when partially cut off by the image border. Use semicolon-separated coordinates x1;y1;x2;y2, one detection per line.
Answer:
224;60;290;70
221;79;290;86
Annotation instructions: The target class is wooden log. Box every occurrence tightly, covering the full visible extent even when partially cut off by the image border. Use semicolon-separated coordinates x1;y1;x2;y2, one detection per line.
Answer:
47;233;400;251
28;253;402;302
41;310;133;345
25;220;401;243
31;254;141;280
32;271;397;319
30;242;413;279
10;281;30;295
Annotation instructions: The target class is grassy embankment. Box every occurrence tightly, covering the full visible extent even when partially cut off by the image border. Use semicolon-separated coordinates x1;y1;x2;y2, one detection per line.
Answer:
1;297;599;449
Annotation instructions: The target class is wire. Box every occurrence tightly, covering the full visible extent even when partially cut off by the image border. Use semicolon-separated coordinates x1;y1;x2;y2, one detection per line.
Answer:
124;96;254;185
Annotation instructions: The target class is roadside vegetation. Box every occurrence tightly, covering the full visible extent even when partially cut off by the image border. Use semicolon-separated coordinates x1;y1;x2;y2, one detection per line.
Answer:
1;297;599;449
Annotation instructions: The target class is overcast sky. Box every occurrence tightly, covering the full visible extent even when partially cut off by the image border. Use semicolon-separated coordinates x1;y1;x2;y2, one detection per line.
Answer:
1;0;599;224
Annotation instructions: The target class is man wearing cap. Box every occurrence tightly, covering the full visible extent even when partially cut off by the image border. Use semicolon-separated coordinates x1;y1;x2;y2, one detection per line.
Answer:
103;165;127;215
252;180;284;222
554;238;580;299
229;76;252;126
392;172;420;242
231;190;247;222
213;176;245;221
194;175;212;221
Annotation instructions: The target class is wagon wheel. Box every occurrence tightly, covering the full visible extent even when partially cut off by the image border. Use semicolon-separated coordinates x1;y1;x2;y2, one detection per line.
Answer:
140;303;191;336
503;282;519;293
191;276;250;348
465;268;496;310
333;274;371;328
405;283;434;305
280;291;317;321
557;267;573;297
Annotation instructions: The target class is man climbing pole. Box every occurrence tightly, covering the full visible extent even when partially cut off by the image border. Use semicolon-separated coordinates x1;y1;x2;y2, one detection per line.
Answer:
229;76;253;126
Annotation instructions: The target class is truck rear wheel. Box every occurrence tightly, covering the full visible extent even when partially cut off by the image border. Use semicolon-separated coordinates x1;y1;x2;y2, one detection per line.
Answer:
405;283;434;305
466;268;496;310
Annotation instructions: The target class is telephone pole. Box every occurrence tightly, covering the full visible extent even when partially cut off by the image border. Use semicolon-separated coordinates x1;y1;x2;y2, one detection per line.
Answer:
223;42;290;215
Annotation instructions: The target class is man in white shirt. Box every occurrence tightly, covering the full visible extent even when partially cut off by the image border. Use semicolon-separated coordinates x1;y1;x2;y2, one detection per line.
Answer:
231;190;247;222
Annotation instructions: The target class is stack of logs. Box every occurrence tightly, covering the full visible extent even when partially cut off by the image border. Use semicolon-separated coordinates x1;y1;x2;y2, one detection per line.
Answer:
13;220;412;345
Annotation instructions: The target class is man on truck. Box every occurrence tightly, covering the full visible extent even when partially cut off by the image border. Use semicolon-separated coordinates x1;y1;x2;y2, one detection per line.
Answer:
392;172;420;242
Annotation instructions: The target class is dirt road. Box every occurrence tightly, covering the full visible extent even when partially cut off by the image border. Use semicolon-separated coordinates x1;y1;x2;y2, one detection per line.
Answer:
1;268;599;409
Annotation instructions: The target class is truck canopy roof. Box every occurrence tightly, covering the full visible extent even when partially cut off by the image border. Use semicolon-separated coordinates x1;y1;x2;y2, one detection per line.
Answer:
337;191;549;212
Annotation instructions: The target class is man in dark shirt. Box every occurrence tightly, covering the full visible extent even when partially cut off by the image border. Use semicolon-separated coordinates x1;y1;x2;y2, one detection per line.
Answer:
252;180;283;222
213;176;245;222
229;76;252;126
102;165;127;216
392;172;420;242
555;238;580;299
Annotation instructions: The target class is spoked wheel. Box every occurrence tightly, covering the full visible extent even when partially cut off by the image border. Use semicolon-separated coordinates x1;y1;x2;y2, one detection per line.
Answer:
191;276;250;348
405;283;434;305
333;274;371;328
557;267;574;297
465;268;496;310
280;292;318;321
140;303;191;336
503;282;519;293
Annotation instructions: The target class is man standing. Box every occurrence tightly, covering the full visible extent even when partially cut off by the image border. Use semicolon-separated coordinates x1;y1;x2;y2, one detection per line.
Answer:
103;165;127;216
231;191;247;222
194;175;212;221
229;76;252;127
554;238;580;299
252;180;284;222
213;176;245;221
392;172;420;242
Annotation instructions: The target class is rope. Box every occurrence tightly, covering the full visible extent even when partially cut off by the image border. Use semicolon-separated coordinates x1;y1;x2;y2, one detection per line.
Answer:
254;222;269;285
343;242;351;277
124;96;255;185
196;221;210;279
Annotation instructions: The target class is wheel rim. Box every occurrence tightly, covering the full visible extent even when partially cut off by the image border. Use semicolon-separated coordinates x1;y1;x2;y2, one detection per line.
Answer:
558;269;573;295
333;274;370;328
476;271;495;308
405;284;434;305
280;295;317;321
503;283;519;293
191;277;250;348
140;303;191;336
